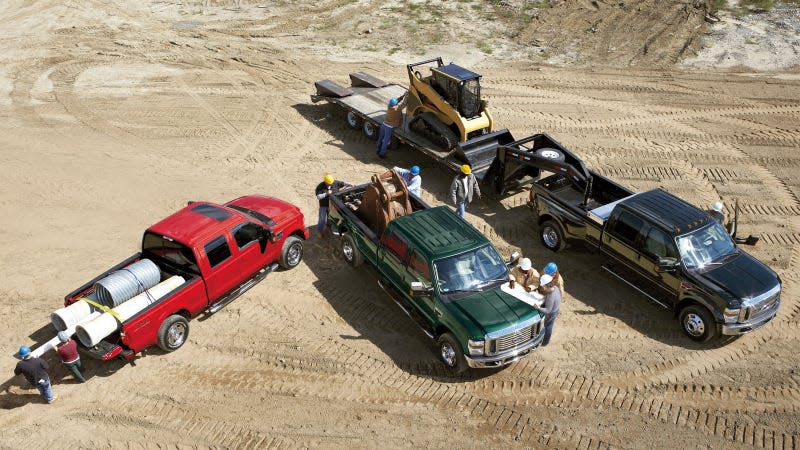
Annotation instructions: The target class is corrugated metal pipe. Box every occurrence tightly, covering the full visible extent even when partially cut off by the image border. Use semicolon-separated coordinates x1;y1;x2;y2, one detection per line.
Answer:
75;275;185;347
93;258;161;307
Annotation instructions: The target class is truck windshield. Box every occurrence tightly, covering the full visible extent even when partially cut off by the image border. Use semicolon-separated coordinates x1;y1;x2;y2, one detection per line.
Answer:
676;222;736;269
434;244;508;294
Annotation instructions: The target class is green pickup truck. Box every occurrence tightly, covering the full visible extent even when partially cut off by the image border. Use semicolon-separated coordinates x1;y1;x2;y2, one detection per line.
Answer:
327;171;544;372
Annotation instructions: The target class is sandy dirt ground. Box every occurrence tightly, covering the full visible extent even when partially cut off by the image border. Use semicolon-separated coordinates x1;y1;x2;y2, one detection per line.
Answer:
1;0;800;448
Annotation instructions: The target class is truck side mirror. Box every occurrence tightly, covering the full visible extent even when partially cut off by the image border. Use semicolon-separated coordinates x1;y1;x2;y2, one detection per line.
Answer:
409;281;433;297
655;257;679;273
507;251;520;267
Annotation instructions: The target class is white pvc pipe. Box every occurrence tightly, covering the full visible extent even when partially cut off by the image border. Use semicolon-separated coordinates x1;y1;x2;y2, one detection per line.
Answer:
51;294;97;332
31;311;102;358
75;275;185;347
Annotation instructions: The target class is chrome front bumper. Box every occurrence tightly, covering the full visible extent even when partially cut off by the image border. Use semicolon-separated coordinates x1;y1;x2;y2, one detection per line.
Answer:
465;332;544;369
722;299;780;336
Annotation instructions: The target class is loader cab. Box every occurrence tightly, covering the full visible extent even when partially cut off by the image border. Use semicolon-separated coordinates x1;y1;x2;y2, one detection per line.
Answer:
431;64;482;119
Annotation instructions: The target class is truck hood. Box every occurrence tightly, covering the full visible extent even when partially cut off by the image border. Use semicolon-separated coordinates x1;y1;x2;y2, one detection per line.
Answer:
694;251;780;302
447;287;540;336
226;195;301;227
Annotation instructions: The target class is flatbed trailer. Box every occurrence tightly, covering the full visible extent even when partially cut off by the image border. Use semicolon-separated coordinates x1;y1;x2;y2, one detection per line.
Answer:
311;71;516;181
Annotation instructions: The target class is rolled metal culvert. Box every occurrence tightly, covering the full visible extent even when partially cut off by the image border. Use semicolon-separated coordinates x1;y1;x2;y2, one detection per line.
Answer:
93;259;161;307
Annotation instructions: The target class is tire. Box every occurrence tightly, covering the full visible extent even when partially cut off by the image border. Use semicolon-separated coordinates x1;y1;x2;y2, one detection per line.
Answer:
346;111;362;130
540;220;565;252
534;147;565;162
279;236;303;270
363;120;378;140
437;333;468;373
341;234;363;267
679;305;718;342
157;314;189;352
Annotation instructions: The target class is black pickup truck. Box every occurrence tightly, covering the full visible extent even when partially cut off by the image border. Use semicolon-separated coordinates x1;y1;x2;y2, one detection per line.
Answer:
505;134;781;342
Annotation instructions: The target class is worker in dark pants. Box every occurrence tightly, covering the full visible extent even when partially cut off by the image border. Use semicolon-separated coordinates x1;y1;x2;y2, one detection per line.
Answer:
533;274;562;347
14;345;56;403
55;331;86;383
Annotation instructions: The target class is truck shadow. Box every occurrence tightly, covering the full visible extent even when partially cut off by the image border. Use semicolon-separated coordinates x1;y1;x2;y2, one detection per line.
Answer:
302;236;507;382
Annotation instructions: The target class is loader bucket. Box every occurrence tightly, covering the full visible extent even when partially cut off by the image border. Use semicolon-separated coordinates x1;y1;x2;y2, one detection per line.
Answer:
455;129;516;180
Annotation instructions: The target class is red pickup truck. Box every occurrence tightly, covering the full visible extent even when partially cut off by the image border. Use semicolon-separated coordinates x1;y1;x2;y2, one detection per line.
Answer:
64;195;308;361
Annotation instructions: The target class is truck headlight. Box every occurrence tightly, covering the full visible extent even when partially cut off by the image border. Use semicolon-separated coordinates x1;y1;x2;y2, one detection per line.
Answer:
723;308;741;324
468;339;485;356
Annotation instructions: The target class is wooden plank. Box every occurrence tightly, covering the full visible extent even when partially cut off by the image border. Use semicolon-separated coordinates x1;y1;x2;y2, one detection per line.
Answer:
349;71;387;88
314;79;352;98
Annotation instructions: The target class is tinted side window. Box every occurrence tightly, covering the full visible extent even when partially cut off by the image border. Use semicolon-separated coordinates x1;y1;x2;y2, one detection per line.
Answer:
233;222;261;249
381;230;408;261
611;211;644;246
407;250;431;284
205;236;232;268
643;227;678;259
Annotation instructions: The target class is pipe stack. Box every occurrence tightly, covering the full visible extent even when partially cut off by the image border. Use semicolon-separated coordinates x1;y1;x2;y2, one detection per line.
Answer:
75;275;185;347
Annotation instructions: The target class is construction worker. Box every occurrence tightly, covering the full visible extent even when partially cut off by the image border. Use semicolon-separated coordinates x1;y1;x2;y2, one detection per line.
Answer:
315;174;351;239
450;164;481;218
533;274;562;347
55;331;86;383
377;92;408;158
542;261;565;295
386;165;421;197
14;345;56;403
509;257;540;292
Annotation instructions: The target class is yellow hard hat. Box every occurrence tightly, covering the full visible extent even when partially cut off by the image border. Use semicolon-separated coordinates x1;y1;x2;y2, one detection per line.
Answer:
323;174;334;185
460;165;471;175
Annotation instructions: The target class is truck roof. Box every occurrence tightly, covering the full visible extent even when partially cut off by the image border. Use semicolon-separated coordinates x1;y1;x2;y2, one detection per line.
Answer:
147;195;297;248
619;189;713;235
388;206;489;260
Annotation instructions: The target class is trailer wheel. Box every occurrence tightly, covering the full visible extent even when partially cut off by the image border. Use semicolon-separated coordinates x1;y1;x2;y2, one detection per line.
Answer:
157;314;189;352
346;111;362;130
342;234;363;267
541;220;565;252
437;333;467;373
280;236;303;270
535;147;565;162
679;305;718;342
363;121;379;140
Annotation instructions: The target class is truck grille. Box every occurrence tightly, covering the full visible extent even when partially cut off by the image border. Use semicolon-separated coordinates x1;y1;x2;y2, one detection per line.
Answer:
486;318;542;355
746;287;780;320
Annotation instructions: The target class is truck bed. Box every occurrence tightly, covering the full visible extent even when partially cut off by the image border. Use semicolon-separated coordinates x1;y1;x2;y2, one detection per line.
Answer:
536;171;634;224
334;182;429;241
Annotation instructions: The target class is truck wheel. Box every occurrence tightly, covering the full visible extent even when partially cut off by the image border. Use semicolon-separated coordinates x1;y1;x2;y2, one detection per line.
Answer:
280;236;303;270
346;111;362;130
540;220;565;252
535;147;565;162
679;305;718;342
157;314;189;352
341;234;363;267
363;121;378;140
437;333;468;373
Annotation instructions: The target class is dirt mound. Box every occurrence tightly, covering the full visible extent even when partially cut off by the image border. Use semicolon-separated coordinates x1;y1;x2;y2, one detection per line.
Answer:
519;0;713;68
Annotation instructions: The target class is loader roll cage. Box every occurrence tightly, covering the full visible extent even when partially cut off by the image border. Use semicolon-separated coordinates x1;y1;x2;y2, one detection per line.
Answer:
407;57;483;119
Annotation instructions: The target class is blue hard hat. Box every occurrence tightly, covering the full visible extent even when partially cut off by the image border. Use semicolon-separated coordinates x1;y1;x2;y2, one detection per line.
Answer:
19;345;31;358
388;98;398;107
544;262;558;275
410;165;420;175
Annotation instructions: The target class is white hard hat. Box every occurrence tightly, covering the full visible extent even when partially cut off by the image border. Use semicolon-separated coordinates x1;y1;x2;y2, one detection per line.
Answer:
539;274;553;286
711;201;724;213
519;258;532;271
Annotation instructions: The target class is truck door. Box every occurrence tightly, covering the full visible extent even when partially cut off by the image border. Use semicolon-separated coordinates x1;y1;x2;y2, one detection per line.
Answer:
405;249;437;326
377;229;409;292
602;209;646;272
201;234;243;301
636;226;682;305
232;221;270;279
